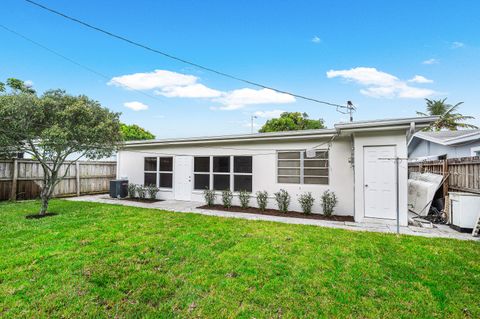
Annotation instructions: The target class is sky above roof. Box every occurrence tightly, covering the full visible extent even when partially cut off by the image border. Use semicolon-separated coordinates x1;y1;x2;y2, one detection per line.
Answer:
1;0;479;138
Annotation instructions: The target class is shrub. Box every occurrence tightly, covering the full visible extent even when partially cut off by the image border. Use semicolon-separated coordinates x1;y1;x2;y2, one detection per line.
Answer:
298;192;315;214
239;190;251;209
203;189;216;206
321;190;337;216
274;189;290;213
137;185;146;199
222;190;233;208
127;183;137;198
146;185;160;200
256;191;268;211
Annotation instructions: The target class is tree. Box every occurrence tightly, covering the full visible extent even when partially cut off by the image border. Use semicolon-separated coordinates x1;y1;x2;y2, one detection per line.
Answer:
417;98;478;131
0;80;123;216
259;112;325;133
120;123;155;141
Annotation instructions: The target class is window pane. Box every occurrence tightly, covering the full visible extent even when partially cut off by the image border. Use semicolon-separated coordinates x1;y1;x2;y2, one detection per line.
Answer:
234;156;252;173
213;156;230;173
304;177;328;184
159;173;173;188
278;152;301;159
278;160;300;168
194;157;210;172
144;157;157;171
144;173;157;186
234;175;252;192
160;157;173;171
194;174;210;190
304;168;328;176
278;176;300;184
304;160;328;168
278;168;300;176
213;174;230;190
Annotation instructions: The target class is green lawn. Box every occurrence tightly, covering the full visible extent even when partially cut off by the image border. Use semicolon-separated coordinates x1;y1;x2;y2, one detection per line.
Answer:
0;200;479;318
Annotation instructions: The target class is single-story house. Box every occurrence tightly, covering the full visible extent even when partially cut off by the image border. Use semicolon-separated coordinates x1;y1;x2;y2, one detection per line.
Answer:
117;116;436;226
408;129;480;160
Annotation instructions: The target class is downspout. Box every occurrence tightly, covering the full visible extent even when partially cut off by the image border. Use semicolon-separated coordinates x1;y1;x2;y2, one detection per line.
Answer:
350;133;356;218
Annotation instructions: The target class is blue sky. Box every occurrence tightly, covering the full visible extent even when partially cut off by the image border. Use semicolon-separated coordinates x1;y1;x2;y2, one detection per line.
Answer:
1;0;479;138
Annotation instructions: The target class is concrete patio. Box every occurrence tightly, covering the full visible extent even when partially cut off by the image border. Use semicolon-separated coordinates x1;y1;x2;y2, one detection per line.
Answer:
66;194;478;241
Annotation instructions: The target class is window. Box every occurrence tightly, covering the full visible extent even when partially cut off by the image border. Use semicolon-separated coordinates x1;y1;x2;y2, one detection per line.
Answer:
234;156;252;192
277;150;328;185
144;156;173;188
194;157;210;190
194;156;253;192
144;157;157;186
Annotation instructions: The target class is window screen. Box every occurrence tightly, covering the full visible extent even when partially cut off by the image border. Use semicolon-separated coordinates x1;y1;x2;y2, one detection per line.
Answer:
277;150;328;185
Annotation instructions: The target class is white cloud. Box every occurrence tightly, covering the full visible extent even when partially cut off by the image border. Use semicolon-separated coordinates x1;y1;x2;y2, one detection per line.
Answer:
254;109;285;118
311;36;321;43
109;70;196;90
155;83;222;98
24;80;34;87
407;75;433;84
215;88;295;110
124;101;149;111
422;58;439;65
451;41;465;49
110;69;296;111
327;67;436;99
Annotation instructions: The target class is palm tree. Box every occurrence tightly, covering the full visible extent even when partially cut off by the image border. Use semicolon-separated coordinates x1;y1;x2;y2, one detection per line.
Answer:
417;98;478;131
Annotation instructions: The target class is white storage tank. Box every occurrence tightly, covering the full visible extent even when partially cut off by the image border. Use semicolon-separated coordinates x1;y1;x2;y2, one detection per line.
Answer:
449;192;480;232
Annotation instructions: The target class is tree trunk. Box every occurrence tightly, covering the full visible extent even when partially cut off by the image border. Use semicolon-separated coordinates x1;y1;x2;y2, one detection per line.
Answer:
39;193;49;215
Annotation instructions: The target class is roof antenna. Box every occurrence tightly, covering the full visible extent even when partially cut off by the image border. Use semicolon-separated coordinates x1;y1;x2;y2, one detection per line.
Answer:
347;101;355;122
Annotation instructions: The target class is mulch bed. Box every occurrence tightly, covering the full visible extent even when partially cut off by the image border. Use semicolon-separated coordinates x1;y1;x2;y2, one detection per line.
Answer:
26;213;58;219
119;198;164;203
197;205;354;222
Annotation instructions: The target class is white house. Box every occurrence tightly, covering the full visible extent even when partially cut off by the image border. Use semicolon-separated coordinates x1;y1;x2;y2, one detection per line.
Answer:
409;129;480;160
117;116;436;226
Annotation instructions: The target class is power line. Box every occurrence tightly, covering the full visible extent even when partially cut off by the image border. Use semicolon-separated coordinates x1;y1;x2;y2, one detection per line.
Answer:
24;0;350;110
0;23;165;103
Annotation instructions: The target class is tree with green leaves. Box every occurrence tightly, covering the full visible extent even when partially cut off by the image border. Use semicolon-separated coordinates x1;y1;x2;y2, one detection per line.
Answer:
0;79;123;216
259;112;325;133
417;98;478;131
120;123;155;141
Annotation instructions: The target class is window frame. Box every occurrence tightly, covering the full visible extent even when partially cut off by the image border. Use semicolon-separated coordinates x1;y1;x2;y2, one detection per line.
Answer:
277;150;329;185
193;155;253;192
143;156;174;190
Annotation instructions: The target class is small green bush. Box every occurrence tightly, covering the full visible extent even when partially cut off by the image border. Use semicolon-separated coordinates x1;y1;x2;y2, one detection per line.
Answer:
298;192;315;214
321;190;337;216
137;185;146;199
146;185;160;200
274;189;290;213
239;190;251;209
256;191;268;211
222;190;233;208
127;183;137;198
203;189;216;206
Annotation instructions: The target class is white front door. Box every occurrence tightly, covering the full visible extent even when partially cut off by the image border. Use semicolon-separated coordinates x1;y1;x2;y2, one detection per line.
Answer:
363;146;396;219
174;156;192;201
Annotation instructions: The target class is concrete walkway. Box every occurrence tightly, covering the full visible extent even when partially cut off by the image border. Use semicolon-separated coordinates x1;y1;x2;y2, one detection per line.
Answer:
66;195;479;241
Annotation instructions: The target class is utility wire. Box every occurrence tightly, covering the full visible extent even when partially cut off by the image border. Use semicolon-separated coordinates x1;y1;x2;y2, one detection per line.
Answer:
24;0;349;109
0;23;165;103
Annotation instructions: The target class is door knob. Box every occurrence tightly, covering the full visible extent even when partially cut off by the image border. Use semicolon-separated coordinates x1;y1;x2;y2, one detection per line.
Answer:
365;184;369;187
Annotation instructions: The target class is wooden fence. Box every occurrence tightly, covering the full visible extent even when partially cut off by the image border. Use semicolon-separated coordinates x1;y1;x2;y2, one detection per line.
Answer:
408;156;480;195
0;159;116;201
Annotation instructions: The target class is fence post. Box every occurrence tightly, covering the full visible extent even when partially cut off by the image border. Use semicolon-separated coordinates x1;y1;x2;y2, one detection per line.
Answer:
10;159;18;201
76;162;81;196
442;159;449;198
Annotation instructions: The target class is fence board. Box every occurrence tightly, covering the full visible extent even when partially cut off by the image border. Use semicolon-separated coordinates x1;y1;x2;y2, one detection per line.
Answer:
0;159;116;201
409;156;480;195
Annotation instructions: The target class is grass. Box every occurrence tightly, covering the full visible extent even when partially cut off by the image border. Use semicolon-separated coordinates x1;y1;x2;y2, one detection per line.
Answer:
0;200;479;318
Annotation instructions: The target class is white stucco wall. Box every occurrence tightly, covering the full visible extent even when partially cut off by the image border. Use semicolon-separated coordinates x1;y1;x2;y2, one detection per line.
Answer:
117;136;355;215
353;130;409;226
